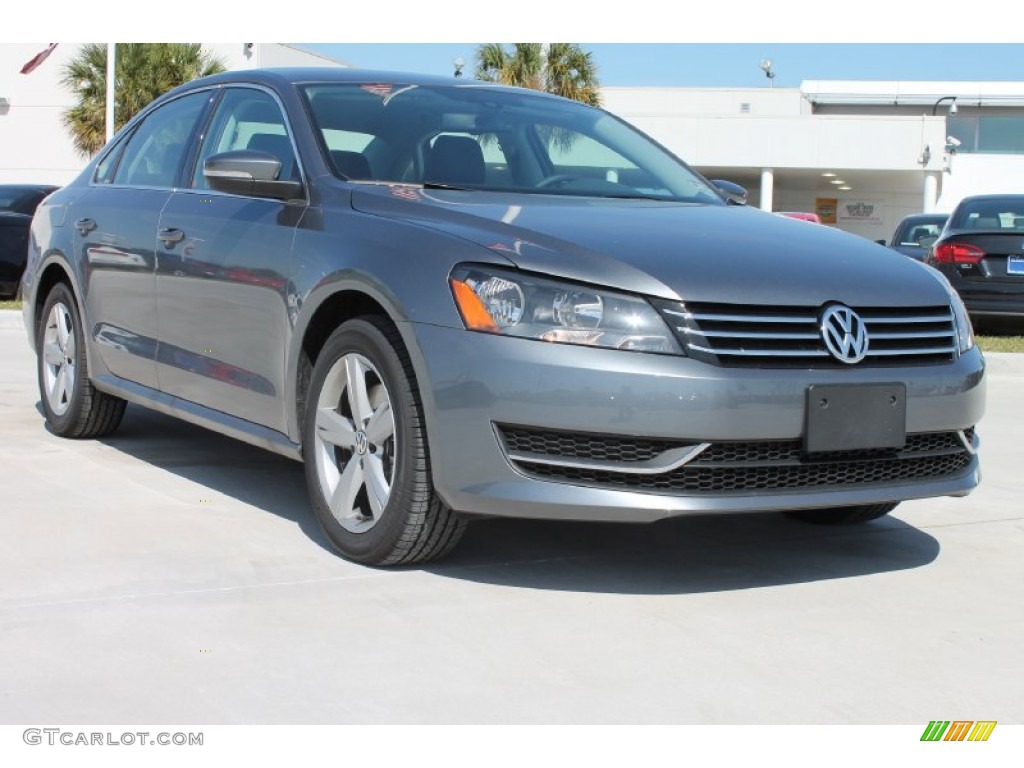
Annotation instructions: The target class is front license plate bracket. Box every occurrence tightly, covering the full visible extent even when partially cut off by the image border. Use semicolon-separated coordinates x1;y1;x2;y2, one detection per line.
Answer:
805;383;907;453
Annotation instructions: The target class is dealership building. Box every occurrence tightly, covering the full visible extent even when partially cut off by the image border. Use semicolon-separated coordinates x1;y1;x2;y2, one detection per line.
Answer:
0;43;346;184
3;42;1024;242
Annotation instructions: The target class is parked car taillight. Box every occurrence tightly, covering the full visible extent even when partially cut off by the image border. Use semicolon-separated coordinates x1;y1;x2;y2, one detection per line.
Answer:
933;243;986;264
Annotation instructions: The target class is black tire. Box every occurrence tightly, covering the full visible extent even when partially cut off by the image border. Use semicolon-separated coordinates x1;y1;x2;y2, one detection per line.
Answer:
302;315;466;566
37;283;126;438
784;502;898;525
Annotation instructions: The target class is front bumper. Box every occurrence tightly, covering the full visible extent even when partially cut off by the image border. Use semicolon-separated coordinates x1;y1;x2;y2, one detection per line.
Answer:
961;294;1024;319
411;323;985;522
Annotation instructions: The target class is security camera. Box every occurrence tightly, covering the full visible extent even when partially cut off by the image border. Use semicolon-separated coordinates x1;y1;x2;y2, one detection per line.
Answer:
946;136;962;148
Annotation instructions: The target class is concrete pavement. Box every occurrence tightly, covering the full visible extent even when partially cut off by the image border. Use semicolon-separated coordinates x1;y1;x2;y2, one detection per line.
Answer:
1;312;1021;724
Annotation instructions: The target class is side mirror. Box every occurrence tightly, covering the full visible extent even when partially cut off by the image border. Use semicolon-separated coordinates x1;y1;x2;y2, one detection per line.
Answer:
204;150;304;201
711;179;748;206
875;239;887;246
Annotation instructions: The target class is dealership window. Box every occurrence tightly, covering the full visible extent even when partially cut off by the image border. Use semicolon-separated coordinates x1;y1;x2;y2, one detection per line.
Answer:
946;115;1024;154
977;117;1024;154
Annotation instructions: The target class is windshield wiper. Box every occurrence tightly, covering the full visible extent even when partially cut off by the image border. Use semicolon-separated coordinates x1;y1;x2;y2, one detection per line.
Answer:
421;181;480;191
590;192;677;201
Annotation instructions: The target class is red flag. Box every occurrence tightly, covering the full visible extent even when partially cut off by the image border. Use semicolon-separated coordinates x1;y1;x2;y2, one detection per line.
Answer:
20;43;58;75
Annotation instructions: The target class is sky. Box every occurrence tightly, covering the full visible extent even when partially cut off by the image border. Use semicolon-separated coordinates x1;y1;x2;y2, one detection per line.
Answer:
4;0;1021;84
301;44;1024;89
4;0;1020;89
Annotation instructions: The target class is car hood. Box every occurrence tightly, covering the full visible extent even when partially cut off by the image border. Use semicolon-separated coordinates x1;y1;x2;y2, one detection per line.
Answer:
351;186;949;307
0;211;31;226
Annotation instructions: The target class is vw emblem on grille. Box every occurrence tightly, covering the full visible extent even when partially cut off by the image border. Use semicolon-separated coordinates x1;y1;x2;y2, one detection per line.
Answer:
820;304;869;364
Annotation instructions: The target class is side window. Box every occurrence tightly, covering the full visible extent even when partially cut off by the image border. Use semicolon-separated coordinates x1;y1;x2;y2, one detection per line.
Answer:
113;91;208;188
94;130;133;184
192;88;299;190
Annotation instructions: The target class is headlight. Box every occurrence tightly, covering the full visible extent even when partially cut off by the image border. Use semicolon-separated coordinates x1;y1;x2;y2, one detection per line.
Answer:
949;287;975;353
449;266;682;354
924;266;974;353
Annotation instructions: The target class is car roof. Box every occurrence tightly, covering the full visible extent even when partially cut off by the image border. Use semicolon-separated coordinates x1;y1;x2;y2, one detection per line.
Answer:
0;184;59;192
954;194;1024;205
164;67;550;101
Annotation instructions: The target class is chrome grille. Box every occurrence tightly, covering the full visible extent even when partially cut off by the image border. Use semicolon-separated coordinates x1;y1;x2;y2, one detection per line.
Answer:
654;301;957;367
498;425;976;495
523;452;972;492
499;425;681;463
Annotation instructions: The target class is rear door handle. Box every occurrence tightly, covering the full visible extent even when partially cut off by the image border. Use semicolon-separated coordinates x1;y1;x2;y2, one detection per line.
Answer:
158;227;185;247
74;218;96;234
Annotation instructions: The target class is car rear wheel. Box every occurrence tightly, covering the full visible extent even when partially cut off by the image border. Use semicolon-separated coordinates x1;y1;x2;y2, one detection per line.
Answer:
784;502;898;525
37;283;126;438
303;316;466;565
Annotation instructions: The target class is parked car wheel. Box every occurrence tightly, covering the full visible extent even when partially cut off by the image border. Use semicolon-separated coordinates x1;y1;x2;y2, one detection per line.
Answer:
37;283;126;438
784;502;898;525
303;316;466;565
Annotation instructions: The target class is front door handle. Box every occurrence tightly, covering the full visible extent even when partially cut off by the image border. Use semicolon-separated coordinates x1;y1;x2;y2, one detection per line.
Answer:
74;218;96;235
158;227;185;247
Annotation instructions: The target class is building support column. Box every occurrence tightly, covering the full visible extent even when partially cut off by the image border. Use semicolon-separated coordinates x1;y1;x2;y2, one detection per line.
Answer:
760;168;774;212
923;172;939;213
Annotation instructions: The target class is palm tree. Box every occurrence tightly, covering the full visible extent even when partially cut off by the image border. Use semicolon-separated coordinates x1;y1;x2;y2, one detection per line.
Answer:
474;43;600;106
62;43;226;157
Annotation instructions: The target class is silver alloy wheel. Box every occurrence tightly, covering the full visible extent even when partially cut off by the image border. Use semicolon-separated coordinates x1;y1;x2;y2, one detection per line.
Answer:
313;352;397;533
42;302;76;417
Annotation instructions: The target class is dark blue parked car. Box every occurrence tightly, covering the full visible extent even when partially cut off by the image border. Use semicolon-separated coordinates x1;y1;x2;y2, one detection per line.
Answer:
886;213;948;261
0;185;58;297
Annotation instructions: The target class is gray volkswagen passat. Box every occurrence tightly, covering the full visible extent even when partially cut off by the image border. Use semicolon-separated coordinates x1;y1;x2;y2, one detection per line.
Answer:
22;69;985;565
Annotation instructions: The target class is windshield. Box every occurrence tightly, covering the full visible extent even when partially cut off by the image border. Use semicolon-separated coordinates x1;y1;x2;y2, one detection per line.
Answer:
896;216;946;246
951;196;1024;231
301;82;720;203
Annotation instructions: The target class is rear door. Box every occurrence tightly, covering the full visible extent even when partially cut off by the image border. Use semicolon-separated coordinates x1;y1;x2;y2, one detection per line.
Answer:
154;86;305;430
76;90;212;388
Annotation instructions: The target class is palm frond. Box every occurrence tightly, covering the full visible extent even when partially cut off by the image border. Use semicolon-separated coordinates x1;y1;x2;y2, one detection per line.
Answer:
61;43;227;159
473;42;600;105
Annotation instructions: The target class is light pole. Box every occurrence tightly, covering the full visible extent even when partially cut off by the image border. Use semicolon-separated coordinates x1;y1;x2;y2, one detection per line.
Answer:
931;96;958;116
105;43;116;143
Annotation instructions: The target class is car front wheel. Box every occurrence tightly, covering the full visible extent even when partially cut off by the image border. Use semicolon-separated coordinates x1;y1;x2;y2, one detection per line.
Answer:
303;316;466;565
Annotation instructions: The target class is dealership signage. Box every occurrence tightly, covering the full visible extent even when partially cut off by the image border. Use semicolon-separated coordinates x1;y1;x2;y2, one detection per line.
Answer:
838;201;883;225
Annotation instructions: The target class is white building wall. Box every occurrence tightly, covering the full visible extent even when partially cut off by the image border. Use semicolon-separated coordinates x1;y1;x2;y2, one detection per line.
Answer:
202;43;350;70
772;187;923;242
0;43;344;186
0;43;89;185
602;87;811;118
602;86;959;240
602;88;946;173
936;154;1024;212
